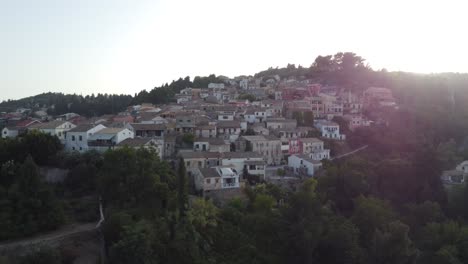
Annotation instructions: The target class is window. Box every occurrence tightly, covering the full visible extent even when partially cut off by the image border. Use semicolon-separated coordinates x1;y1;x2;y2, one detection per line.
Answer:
186;161;190;166
72;147;75;150
206;179;211;184
79;147;82;151
195;144;199;149
215;179;219;184
198;161;202;167
72;135;75;141
79;135;83;141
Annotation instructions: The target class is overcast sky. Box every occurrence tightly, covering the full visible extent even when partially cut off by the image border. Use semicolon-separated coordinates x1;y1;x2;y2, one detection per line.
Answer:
1;0;467;101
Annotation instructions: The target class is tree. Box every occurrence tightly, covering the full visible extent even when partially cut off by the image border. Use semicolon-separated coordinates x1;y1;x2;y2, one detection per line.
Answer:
351;196;396;248
292;111;304;126
238;94;256;102
109;220;158;264
303;111;314;126
1;156;64;239
369;221;418;264
177;158;188;218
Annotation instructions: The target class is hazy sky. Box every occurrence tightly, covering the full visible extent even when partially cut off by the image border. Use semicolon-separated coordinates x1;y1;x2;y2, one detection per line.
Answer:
1;0;467;101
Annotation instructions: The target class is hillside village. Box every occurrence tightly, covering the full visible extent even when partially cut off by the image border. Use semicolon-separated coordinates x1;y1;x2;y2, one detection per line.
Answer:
0;75;402;200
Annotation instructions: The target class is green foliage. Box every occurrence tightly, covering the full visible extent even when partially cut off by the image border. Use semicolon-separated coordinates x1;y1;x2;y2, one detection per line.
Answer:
182;133;195;145
369;221;418;264
276;168;285;176
187;198;218;230
0;131;62;166
238;93;256;102
98;147;176;214
0;92;133;117
177;158;188;217
20;246;62;264
132;76;192;105
351;196;396;247
109;220;159;264
0;156;64;240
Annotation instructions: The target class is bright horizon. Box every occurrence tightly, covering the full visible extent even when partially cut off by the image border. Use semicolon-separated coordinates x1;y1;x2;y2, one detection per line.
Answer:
1;0;467;101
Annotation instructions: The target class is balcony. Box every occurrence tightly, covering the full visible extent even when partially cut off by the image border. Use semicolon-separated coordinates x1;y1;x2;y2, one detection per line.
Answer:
223;182;240;188
88;140;115;147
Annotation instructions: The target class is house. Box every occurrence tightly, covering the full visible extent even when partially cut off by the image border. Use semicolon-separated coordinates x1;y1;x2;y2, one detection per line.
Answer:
216;120;242;142
266;118;297;130
179;151;222;171
194;138;230;153
88;127;134;152
137;112;167;124
342;115;371;131
208;83;225;90
275;91;282;100
126;123;166;138
314;120;345;140
441;170;465;185
363;87;396;108
252;123;269;135
117;138;164;159
192;166;240;193
237;135;282;165
28;120;77;143
288;154;322;177
221;152;266;180
243;108;267;124
164;135;177;158
266;104;283;117
65;124;106;152
1;119;41;138
194;124;217;138
274;126;311;139
175;114;196;133
300;138;330;160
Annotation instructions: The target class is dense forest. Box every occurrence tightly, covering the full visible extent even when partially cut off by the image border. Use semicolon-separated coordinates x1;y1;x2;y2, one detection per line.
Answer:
0;75;226;117
1;53;468;263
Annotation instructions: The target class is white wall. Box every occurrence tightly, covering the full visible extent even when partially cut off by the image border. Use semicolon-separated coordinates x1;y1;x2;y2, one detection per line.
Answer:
288;155;315;176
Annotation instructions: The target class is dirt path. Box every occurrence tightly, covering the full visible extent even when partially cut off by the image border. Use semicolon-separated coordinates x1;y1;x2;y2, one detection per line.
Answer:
0;223;97;251
331;145;368;160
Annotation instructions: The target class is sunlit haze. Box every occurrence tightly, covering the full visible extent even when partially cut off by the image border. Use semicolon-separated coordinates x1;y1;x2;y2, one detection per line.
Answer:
1;0;467;100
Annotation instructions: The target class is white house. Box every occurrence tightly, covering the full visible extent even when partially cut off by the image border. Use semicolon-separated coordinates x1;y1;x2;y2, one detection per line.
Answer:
288;154;322;177
28;120;76;143
1;119;41;138
193;166;240;192
221;152;266;180
244;109;267;124
301;138;330;160
194;138;230;153
88;127;134;152
216;121;241;142
314;120;345;140
65;124;106;152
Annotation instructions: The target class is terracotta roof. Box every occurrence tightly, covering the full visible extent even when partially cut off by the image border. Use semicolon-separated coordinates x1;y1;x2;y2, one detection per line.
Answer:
29;120;69;129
